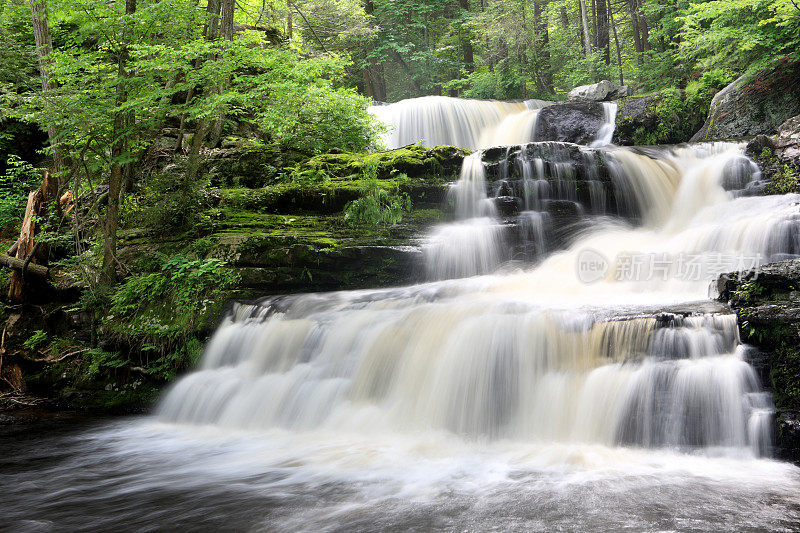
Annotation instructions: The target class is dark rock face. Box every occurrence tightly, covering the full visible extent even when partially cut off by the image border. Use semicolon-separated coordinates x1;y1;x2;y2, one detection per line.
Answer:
567;80;632;102
691;58;800;141
534;102;607;145
718;259;800;462
746;115;800;193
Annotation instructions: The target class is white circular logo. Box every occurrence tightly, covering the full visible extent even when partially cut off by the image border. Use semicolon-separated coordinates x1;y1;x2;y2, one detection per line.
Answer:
576;249;609;284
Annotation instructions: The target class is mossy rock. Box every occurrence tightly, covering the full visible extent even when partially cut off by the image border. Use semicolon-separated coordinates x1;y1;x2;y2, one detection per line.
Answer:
201;142;311;188
691;58;800;142
218;176;449;215
614;89;707;146
291;145;469;183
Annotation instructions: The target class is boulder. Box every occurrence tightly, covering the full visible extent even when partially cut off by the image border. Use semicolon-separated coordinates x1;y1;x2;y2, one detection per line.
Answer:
612;91;707;146
691;58;800;141
534;102;607;145
567;80;631;102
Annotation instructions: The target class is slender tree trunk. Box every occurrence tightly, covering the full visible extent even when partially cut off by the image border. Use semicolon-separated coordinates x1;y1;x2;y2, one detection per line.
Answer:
628;0;642;56
11;0;62;300
610;3;624;84
458;0;474;73
362;1;386;101
533;0;553;93
286;0;293;41
29;0;62;172
177;0;220;153
209;0;234;148
639;6;650;52
596;0;609;64
102;0;136;284
579;0;592;57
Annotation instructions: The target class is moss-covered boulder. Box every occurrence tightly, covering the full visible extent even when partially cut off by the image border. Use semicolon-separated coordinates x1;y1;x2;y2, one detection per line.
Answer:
291;145;468;182
692;58;800;142
613;89;708;146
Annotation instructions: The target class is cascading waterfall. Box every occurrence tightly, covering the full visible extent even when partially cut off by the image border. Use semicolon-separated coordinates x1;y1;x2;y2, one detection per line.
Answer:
370;96;551;149
590;101;619;147
159;140;800;461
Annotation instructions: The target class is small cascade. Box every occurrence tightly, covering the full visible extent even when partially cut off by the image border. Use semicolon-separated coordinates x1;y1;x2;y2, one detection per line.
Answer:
425;153;503;279
590;101;618;147
369;96;536;149
424;218;505;280
450;153;496;219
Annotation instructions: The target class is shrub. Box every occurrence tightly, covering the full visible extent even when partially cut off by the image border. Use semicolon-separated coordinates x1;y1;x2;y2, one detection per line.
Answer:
344;179;411;226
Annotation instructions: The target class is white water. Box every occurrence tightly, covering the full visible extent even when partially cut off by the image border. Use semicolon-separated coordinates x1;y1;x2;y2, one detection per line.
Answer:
370;96;551;149
160;142;800;454
590;101;618;147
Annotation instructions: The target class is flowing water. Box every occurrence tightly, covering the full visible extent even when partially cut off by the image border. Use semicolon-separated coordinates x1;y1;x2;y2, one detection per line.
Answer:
370;96;551;149
4;100;800;532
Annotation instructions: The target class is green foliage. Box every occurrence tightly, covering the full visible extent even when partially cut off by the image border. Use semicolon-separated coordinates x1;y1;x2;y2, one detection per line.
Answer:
23;330;48;351
84;348;130;380
768;164;800;194
679;0;800;73
107;254;239;341
0;155;36;232
732;279;767;305
133;167;208;232
344;179;411;225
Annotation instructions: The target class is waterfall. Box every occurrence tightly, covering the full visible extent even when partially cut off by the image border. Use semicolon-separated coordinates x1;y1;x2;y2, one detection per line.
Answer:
590;101;618;147
159;140;800;460
370;97;550;149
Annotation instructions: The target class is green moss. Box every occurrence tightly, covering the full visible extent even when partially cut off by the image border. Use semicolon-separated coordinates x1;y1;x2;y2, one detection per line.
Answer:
767;163;800;194
290;145;469;183
616;85;714;145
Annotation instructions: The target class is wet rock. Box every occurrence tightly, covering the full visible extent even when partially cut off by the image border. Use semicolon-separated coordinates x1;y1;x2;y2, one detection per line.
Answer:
534;103;607;145
691;58;800;141
567;80;631;102
777;411;800;461
493;196;520;217
718;258;800;463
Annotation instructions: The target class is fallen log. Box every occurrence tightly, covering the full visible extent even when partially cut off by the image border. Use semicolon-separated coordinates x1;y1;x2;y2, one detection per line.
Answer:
0;253;50;278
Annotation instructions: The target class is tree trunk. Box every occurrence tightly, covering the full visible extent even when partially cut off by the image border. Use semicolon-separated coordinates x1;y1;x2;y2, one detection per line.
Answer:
8;171;57;301
12;0;61;301
639;6;650;52
596;0;609;64
29;0;63;173
364;62;387;101
209;0;235;148
101;0;136;284
579;0;592;57
610;3;624;84
177;0;220;153
458;0;474;73
628;0;642;55
286;1;293;41
533;0;553;93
